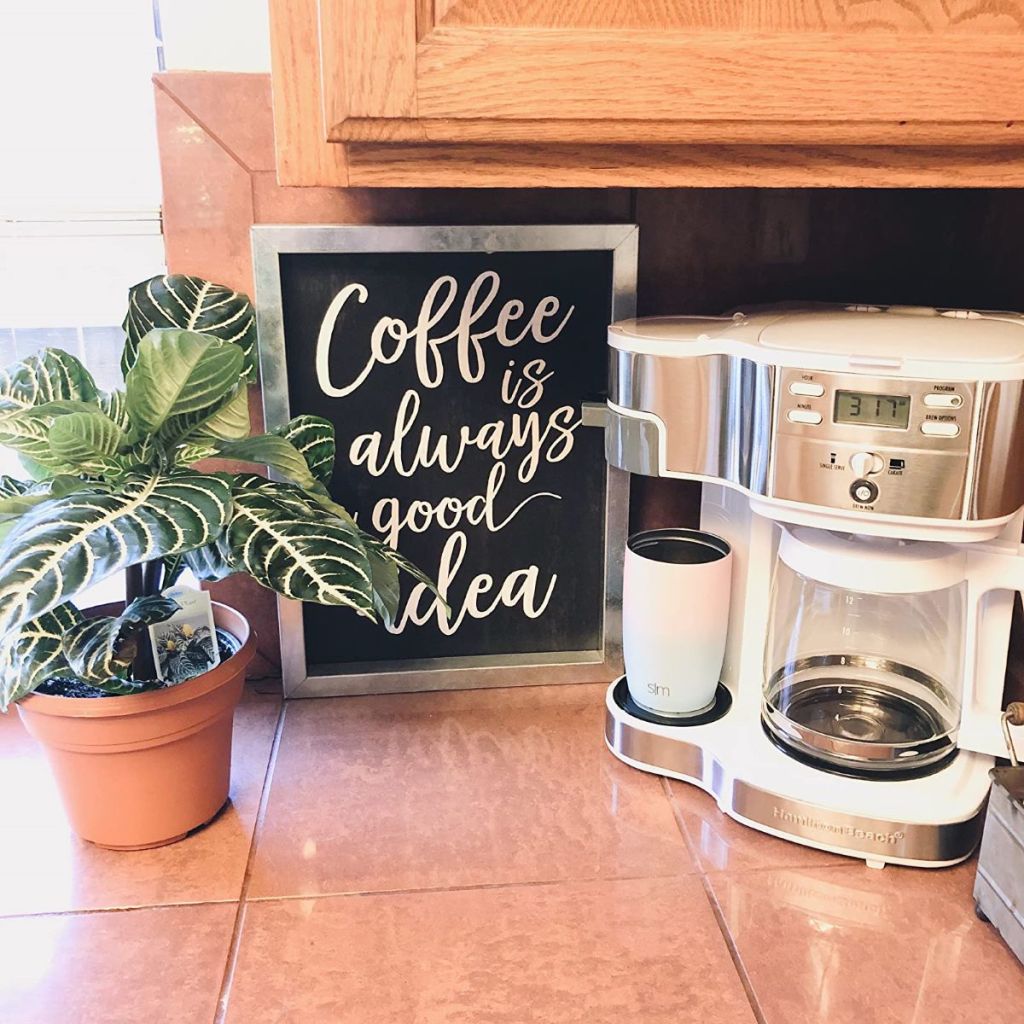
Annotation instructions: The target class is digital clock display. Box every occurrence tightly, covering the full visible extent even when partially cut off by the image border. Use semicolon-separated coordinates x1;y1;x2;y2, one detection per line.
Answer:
834;390;911;429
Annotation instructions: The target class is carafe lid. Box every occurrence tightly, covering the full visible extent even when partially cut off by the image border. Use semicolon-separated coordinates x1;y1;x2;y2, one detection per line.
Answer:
778;526;967;594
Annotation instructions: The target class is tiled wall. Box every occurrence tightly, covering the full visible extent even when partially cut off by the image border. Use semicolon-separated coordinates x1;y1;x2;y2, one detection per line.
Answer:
154;71;1024;704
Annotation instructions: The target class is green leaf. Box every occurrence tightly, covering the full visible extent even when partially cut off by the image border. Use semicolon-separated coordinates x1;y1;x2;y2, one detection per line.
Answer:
173;383;251;446
0;603;83;711
0;349;98;417
0;471;232;640
0;476;28;498
100;389;130;431
122;275;257;380
64;595;179;684
48;411;126;476
125;329;244;436
364;538;400;627
0;400;105;470
224;480;374;617
183;539;237;582
272;416;336;486
0;475;90;519
215;434;326;494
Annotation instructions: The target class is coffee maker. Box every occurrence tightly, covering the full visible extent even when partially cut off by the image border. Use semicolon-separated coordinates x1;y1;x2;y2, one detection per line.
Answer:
604;306;1024;867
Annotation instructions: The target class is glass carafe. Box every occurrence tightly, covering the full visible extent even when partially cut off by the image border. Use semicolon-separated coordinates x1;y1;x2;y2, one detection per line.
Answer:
763;528;966;776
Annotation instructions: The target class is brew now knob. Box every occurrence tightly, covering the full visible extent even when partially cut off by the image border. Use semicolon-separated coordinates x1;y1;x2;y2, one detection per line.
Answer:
849;451;884;477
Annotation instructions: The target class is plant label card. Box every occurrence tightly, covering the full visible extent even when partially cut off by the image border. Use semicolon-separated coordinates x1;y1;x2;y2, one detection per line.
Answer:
149;586;220;683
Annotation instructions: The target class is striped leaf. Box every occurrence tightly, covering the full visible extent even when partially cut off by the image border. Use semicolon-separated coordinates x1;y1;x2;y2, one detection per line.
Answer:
184;537;237;582
215;433;326;495
172;382;251;445
100;389;130;431
0;475;90;519
65;595;179;684
125;330;244;436
0;603;83;711
48;411;127;476
224;480;374;617
0;349;98;417
0;400;105;470
122;275;257;380
0;471;232;641
272;416;335;485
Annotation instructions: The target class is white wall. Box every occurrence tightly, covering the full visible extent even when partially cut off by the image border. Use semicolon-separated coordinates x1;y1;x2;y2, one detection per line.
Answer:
159;0;272;72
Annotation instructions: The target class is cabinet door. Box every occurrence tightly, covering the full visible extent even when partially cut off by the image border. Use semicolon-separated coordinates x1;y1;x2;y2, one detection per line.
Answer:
320;1;1024;146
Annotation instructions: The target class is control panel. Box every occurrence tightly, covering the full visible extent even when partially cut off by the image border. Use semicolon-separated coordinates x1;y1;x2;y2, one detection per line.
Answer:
771;368;975;519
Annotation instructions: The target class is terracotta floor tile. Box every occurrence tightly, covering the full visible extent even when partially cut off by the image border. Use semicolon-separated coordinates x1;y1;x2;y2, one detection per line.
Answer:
248;687;692;898
0;698;280;915
710;860;1024;1024
227;877;756;1024
0;902;235;1024
667;779;849;873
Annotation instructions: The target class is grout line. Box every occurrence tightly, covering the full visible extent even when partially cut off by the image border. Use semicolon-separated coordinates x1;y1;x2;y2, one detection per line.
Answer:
211;699;288;1024
239;869;689;908
0;898;238;923
660;775;703;870
700;874;769;1024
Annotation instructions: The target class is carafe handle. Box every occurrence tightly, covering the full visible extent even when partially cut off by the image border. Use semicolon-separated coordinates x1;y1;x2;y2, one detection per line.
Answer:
960;544;1024;757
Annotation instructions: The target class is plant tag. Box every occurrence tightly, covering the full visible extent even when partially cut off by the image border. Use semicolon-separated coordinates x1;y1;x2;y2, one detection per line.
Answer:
148;586;221;683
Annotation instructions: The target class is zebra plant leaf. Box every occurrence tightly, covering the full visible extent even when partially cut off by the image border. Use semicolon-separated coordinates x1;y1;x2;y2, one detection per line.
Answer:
122;275;257;381
171;382;251;446
0;475;90;519
99;389;130;431
184;537;237;582
224;480;374;617
0;603;83;711
0;471;232;641
0;400;104;470
48;411;127;476
271;416;335;485
0;349;98;417
64;595;179;684
215;433;327;495
125;329;244;436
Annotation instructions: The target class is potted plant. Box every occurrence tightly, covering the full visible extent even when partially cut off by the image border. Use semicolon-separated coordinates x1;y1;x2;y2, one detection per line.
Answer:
0;274;436;850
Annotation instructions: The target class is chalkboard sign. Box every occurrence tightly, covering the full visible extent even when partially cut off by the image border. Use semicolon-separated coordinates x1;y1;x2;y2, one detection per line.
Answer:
253;225;636;696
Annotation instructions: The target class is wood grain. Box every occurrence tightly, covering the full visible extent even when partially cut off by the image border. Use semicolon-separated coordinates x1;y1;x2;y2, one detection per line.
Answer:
344;142;1024;188
434;0;1024;33
320;0;417;127
269;0;350;185
334;117;1024;147
413;27;1024;124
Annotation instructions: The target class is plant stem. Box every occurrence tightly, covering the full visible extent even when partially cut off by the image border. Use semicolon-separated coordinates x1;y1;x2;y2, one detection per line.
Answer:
126;561;159;681
126;563;145;605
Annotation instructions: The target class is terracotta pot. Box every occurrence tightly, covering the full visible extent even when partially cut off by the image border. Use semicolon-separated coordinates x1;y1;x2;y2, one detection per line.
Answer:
17;602;256;851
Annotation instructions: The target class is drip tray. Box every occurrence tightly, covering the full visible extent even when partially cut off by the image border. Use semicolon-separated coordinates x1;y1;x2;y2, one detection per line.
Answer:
613;678;732;727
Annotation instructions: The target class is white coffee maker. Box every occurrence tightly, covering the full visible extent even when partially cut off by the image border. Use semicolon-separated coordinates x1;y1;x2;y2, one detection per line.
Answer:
604;305;1024;867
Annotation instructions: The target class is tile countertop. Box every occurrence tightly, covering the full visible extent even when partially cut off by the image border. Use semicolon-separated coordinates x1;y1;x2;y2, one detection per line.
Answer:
0;681;1021;1024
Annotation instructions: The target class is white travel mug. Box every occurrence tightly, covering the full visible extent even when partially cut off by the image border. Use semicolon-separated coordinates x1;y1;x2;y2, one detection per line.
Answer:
623;528;732;717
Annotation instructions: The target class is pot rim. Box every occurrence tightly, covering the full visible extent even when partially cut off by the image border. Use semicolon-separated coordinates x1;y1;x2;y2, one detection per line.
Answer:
16;601;256;720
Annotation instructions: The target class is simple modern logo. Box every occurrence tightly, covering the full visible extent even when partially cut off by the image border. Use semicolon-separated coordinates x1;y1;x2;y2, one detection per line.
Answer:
773;805;906;846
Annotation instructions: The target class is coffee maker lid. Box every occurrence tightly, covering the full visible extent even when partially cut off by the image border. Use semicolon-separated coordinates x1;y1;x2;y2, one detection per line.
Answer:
778;526;967;594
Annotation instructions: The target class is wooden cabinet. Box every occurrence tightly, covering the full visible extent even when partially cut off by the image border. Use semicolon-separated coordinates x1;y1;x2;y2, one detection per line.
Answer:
270;0;1024;187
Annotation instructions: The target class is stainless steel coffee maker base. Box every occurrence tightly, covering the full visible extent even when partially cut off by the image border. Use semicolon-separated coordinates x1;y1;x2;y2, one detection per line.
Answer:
605;678;988;868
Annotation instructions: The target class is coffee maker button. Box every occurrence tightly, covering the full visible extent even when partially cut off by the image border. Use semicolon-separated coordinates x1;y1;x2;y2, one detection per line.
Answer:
787;409;823;424
920;421;960;437
923;393;964;409
849;451;885;477
789;381;825;397
850;479;879;504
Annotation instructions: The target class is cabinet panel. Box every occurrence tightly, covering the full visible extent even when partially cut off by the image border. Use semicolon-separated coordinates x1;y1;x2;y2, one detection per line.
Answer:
269;0;1024;186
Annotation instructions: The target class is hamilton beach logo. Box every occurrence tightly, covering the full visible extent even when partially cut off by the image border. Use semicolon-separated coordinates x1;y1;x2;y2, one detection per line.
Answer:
773;806;906;846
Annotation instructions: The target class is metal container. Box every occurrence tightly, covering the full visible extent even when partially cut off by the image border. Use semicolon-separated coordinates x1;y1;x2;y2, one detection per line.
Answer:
974;705;1024;966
